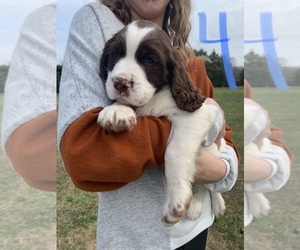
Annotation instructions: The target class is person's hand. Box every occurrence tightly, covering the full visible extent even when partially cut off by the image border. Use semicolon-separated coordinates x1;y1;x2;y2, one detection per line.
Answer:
204;98;226;149
194;148;227;184
244;152;273;183
192;98;227;185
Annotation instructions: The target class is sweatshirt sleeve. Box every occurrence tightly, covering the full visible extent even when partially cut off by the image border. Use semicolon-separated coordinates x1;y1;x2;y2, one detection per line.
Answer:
1;5;56;191
204;145;238;192
6;111;56;191
244;125;292;193
244;144;290;193
1;4;56;149
58;4;171;192
60;108;171;191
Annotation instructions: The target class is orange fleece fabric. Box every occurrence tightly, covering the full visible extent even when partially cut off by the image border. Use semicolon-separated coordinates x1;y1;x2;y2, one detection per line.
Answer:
244;79;293;165
6;110;57;191
60;57;239;192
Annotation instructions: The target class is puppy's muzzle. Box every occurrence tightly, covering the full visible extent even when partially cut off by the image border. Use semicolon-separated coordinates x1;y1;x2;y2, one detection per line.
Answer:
114;77;132;93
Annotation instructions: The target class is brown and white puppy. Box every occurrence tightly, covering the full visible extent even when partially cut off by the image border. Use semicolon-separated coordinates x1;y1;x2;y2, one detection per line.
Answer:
98;20;225;225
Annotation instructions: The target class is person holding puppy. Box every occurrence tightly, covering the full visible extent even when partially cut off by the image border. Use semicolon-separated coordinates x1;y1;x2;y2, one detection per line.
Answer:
58;1;239;249
244;80;292;226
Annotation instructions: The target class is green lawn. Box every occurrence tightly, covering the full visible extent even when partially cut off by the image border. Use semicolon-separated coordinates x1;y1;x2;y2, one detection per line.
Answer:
57;156;98;250
2;85;297;249
57;87;245;250
207;87;244;250
244;87;300;250
0;94;56;250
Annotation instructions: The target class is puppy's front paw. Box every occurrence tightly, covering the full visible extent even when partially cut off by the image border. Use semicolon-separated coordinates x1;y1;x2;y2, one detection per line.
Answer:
97;104;136;132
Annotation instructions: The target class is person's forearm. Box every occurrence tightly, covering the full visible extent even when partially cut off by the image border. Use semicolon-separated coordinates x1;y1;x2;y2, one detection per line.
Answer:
194;149;227;184
60;107;171;192
6;111;56;191
244;152;273;183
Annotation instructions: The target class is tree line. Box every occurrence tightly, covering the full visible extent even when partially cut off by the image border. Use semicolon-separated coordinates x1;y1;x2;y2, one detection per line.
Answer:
0;65;9;93
2;49;300;94
194;49;244;88
244;50;300;87
56;49;244;93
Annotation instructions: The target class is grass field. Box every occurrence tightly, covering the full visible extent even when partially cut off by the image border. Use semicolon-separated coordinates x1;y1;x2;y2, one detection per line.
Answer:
207;87;244;250
57;87;244;250
244;87;300;250
2;86;298;249
0;94;56;250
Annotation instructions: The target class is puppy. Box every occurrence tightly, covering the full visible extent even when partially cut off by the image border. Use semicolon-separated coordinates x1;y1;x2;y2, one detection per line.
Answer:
98;20;225;225
244;105;271;218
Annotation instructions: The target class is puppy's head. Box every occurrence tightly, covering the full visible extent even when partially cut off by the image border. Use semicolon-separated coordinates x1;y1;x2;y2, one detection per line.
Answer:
100;20;205;111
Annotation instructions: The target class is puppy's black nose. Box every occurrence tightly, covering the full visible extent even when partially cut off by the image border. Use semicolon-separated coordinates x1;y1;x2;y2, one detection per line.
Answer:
113;77;131;93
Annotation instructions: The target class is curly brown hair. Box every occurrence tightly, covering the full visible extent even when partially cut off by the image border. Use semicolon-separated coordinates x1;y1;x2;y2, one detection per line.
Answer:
100;0;194;64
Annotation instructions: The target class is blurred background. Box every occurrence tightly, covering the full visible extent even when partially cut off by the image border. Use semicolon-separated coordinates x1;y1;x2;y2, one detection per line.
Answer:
0;1;56;249
244;1;300;249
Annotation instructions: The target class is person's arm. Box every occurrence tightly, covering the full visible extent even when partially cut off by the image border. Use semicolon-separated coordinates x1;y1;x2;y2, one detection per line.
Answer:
244;143;290;193
6;111;56;191
244;152;273;183
58;4;172;192
244;98;292;192
188;58;239;192
202;144;238;192
1;5;56;191
60;108;171;191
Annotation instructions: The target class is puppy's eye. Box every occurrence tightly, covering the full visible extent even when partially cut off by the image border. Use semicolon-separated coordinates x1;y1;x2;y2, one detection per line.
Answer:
145;55;156;64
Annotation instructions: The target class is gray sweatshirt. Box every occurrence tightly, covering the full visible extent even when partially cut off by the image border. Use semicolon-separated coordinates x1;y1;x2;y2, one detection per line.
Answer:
1;4;56;151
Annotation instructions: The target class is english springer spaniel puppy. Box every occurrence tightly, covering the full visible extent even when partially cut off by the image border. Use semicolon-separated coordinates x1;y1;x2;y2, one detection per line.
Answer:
98;20;225;225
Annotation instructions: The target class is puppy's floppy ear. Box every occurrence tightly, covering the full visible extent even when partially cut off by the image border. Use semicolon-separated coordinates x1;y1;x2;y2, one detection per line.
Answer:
168;49;206;112
100;36;116;83
99;42;110;83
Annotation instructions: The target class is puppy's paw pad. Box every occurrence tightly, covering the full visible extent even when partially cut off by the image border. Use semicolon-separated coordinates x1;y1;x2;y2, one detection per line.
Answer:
161;194;192;226
161;215;180;227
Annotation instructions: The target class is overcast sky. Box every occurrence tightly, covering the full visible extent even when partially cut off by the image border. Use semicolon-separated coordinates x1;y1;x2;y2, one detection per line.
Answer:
0;0;53;64
0;0;299;66
244;0;300;67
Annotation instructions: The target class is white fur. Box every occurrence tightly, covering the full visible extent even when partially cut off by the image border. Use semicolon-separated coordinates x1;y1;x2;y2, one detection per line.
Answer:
125;24;154;58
